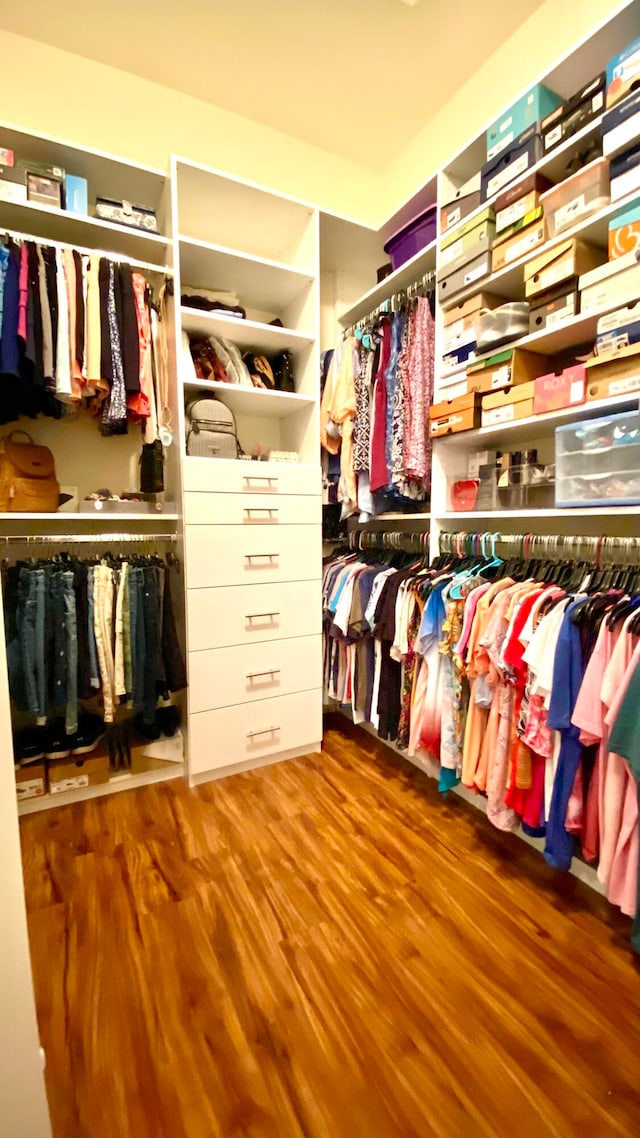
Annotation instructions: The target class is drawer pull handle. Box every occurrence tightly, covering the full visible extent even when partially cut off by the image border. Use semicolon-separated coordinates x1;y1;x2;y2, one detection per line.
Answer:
246;668;280;680
243;507;279;518
246;725;280;739
243;475;278;487
245;553;279;562
245;611;280;621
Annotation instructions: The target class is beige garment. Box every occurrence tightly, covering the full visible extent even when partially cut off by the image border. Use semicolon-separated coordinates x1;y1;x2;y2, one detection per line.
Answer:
320;338;357;455
94;564;116;723
85;257;108;404
62;247;82;399
114;563;129;698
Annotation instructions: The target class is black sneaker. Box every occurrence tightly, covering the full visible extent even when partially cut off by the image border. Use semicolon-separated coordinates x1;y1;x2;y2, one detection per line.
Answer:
157;705;180;737
44;719;73;760
13;726;46;766
71;714;106;755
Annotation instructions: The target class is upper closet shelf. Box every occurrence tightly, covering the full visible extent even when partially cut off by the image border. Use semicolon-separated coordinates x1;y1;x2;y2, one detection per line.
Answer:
338;238;437;328
437;391;640;448
178;237;315;313
180;378;315;419
443;115;604;242
180;308;314;352
442;187;640;309
0;197;170;265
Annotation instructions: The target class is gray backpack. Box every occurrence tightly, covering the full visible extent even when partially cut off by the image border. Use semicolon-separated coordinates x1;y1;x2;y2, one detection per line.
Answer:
185;394;242;459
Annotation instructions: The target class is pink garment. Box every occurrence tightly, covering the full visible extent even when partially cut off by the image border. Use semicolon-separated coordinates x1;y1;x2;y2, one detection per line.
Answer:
369;320;391;492
17;244;28;342
598;619;638;908
403;295;435;488
408;657;429;757
455;581;492;662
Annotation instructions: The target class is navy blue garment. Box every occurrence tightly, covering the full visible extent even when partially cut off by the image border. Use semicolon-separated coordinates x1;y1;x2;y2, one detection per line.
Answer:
544;598;588;871
0;243;20;377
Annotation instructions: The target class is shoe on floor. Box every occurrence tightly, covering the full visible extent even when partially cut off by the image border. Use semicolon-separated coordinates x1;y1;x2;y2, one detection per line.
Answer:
44;718;73;760
134;712;161;741
71;714;106;755
13;726;46;766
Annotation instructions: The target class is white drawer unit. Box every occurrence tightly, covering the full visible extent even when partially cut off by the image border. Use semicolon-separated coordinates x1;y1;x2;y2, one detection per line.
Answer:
183;492;321;526
189;688;323;775
183;457;321;496
185;523;320;589
188;634;322;713
186;580;321;651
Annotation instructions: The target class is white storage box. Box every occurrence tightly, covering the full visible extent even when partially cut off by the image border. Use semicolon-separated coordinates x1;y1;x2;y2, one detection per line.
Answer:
579;251;640;314
539;158;610;238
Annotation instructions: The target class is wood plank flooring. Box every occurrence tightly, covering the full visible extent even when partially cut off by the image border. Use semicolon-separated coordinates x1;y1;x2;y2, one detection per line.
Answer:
20;714;640;1138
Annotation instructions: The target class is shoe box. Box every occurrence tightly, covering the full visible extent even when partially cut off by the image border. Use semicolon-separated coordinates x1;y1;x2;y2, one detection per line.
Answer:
16;763;47;801
48;749;112;795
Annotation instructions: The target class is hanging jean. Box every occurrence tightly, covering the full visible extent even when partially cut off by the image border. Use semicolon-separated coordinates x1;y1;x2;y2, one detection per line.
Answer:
62;570;78;735
142;566;160;724
129;567;146;711
17;567;46;721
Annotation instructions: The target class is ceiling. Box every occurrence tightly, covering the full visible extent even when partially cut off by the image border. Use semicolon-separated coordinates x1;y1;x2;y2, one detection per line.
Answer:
0;0;548;168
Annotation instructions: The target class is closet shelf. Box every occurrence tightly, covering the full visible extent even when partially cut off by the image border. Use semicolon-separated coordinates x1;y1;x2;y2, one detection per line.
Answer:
180;307;314;352
17;763;183;815
181;378;315;418
0;512;179;522
442;114;604;243
0;197;170;265
436;391;640;447
178;236;315;313
435;507;640;520
338;238;437;328
441;186;640;310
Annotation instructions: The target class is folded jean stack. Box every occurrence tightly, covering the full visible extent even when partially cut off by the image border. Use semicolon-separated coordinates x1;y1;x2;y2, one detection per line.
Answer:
4;555;187;799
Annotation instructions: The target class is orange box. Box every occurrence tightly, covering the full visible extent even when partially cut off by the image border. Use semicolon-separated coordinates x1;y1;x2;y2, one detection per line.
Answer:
429;392;481;436
533;364;586;414
608;220;640;258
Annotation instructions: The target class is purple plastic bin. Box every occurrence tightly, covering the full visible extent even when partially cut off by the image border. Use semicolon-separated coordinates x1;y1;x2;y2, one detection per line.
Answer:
383;205;437;270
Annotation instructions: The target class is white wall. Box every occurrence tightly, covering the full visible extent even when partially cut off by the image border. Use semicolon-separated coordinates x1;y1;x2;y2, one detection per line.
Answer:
0;603;51;1137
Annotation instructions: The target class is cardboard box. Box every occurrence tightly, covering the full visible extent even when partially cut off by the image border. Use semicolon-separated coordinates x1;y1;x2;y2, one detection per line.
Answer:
65;173;88;214
529;285;579;333
584;341;640;401
17;158;65;181
467;347;548;395
596;303;640;355
533;364;586;414
524;239;605;299
610;142;640;200
49;752;111;794
481;381;536;427
439;251;491;306
440;187;482;234
495;190;543;235
606;36;640;108
27;173;62;208
0;179;27;204
542;73;605;153
579;250;640;313
442;292;504;328
16;763;47;801
603;88;640;157
481;128;543;203
491;216;545;272
486;84;562;160
608;197;640;256
438;214;495;280
442;337;477;372
540;157;610;239
429;392;481;436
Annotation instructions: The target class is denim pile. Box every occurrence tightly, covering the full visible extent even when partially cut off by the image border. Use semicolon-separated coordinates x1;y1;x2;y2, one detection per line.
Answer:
3;553;187;739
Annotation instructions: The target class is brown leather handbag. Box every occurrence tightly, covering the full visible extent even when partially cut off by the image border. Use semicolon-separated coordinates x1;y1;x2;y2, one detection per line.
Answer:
0;430;60;512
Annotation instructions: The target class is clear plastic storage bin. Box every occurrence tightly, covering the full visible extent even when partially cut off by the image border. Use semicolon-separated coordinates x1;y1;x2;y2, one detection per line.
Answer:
540;157;610;238
555;409;640;506
449;464;555;512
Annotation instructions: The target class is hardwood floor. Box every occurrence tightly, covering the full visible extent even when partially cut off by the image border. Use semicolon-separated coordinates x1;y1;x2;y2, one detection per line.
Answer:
20;714;640;1138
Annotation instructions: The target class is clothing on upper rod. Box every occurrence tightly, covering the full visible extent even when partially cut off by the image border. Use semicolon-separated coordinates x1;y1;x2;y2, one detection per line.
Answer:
321;281;435;522
0;232;171;441
2;549;186;735
323;529;640;954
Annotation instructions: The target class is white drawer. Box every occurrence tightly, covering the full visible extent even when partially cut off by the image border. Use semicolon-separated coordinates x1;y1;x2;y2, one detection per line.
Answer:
186;580;321;651
184;492;320;526
189;688;322;775
185;524;320;589
183;457;320;495
189;635;322;713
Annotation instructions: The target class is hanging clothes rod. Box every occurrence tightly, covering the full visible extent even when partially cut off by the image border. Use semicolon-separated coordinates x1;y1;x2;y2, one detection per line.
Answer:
348;528;430;552
439;530;640;566
0;532;178;545
1;225;172;277
345;269;436;337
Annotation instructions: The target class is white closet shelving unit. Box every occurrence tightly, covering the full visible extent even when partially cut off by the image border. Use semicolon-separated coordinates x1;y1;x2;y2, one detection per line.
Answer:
171;158;323;783
0;121;187;814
